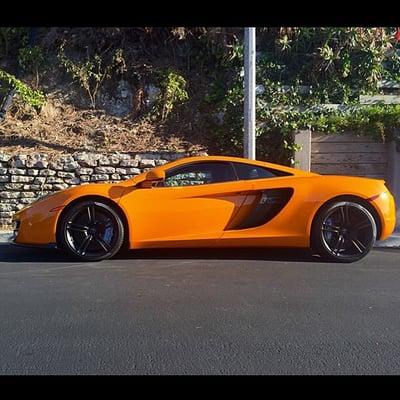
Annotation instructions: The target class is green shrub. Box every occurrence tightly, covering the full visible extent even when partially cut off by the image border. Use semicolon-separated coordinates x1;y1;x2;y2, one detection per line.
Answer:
58;43;126;109
18;45;45;87
157;69;189;121
0;68;45;109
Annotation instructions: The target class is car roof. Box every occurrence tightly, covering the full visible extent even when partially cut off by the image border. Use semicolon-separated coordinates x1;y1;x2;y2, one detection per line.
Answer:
156;155;317;176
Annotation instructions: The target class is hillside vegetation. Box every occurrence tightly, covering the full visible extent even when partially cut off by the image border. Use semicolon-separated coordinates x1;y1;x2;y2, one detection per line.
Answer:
1;27;400;164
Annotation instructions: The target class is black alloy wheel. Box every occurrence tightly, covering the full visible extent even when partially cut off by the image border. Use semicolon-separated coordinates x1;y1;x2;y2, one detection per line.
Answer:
59;200;124;261
312;201;377;263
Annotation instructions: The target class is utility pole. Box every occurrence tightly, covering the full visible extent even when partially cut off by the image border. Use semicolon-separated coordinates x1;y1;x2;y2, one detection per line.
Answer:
243;27;256;160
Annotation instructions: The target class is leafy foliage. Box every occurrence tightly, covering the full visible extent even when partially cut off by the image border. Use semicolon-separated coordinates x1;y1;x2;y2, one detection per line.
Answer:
58;43;127;109
0;68;45;109
2;27;400;162
18;45;45;87
205;27;400;164
157;69;189;121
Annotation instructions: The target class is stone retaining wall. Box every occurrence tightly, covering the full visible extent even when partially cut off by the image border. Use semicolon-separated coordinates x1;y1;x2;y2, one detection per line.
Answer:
0;151;202;227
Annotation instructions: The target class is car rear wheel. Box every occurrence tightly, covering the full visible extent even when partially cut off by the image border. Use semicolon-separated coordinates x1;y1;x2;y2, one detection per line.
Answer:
59;200;124;261
312;201;377;263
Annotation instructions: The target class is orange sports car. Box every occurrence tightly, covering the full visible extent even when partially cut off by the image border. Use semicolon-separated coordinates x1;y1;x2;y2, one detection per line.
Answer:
11;155;396;262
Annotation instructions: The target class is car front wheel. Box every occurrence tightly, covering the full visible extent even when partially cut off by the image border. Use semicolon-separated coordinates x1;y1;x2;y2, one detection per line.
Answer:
59;200;125;261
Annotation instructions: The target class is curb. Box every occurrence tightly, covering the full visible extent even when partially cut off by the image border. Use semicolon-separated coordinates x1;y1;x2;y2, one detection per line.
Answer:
0;232;12;243
375;229;400;248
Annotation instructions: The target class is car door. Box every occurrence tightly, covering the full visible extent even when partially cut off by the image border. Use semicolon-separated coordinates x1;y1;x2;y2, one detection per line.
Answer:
219;161;295;246
120;161;253;248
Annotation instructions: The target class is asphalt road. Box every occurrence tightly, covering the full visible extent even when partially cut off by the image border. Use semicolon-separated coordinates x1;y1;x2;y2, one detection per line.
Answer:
0;243;399;375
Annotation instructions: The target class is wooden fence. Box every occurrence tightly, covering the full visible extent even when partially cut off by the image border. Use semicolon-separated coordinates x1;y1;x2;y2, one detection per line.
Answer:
310;133;388;180
294;131;389;180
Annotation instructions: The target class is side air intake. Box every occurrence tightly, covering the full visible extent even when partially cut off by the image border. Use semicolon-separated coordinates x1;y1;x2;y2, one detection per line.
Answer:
233;188;294;230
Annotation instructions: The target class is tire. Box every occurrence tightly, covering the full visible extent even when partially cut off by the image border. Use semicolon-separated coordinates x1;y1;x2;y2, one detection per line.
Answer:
311;200;377;263
58;200;125;261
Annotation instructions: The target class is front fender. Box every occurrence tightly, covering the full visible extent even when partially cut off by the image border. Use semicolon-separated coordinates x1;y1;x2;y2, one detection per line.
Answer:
13;183;128;245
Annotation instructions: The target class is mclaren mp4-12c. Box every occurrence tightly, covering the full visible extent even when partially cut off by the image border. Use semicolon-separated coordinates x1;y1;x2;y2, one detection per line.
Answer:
11;156;396;262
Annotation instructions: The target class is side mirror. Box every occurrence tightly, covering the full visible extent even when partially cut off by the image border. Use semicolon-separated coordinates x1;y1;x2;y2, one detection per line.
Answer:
137;169;165;188
146;169;165;181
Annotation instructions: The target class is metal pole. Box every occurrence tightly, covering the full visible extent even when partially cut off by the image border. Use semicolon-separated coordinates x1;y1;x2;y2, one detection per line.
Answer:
244;27;256;160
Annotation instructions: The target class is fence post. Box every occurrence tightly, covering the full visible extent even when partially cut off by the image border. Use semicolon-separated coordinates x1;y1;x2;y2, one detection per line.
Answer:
387;140;400;228
294;130;311;171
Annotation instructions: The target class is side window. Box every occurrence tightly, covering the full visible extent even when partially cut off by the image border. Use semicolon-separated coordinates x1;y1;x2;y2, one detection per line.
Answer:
233;162;291;180
163;162;237;187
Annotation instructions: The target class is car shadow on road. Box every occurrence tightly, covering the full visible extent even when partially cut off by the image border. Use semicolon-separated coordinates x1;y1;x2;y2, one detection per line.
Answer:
0;243;327;263
118;247;326;263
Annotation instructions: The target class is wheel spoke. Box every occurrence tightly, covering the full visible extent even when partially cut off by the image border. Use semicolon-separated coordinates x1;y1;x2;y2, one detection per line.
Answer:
95;237;111;252
87;204;96;224
351;239;366;254
338;205;350;224
339;206;345;224
354;219;371;230
77;234;93;256
322;223;340;234
332;236;345;255
67;222;89;233
344;204;350;224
